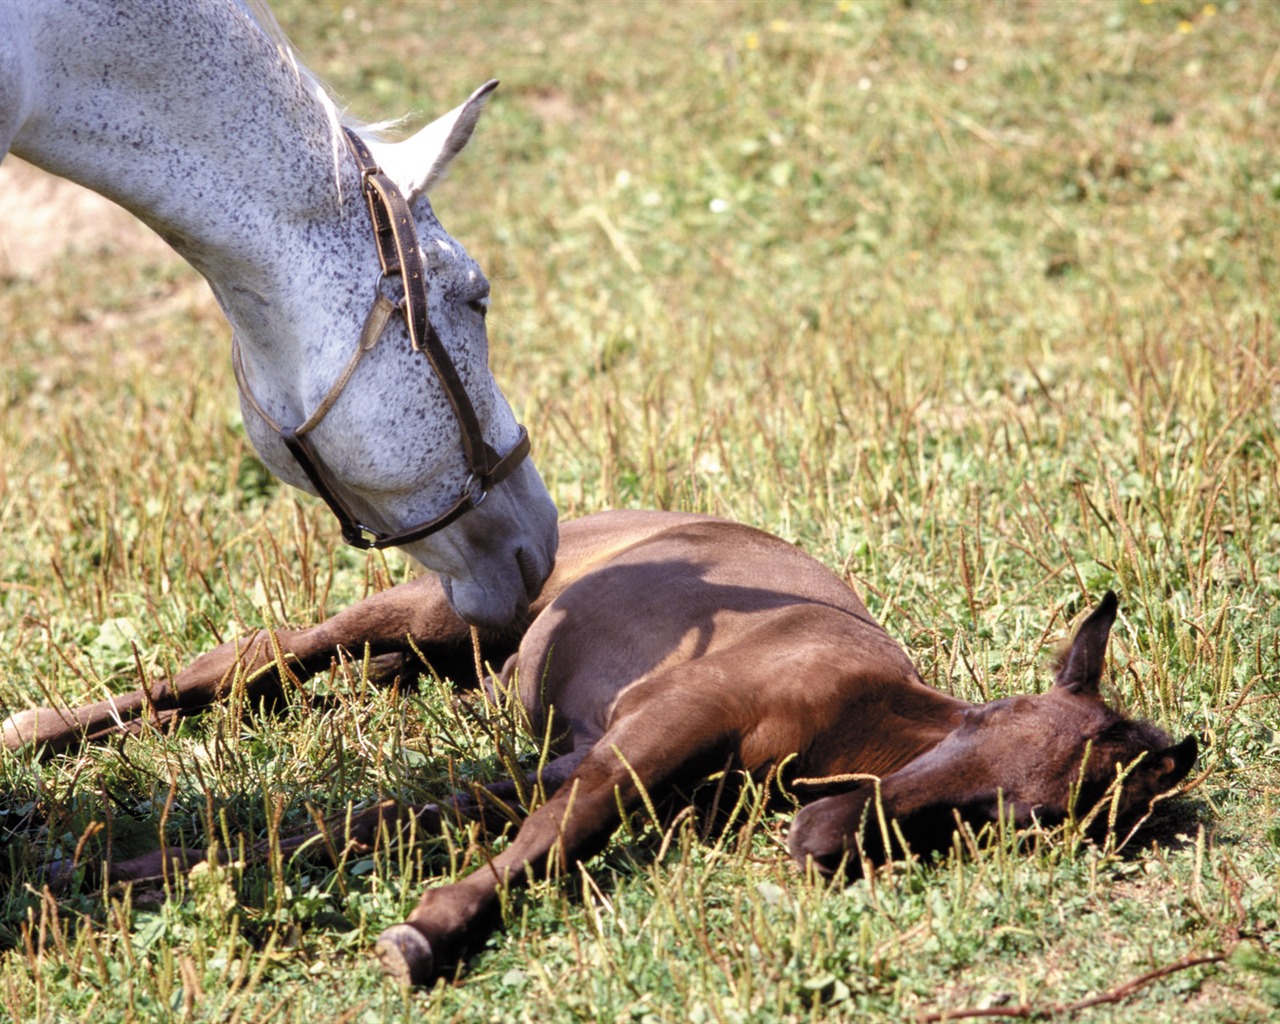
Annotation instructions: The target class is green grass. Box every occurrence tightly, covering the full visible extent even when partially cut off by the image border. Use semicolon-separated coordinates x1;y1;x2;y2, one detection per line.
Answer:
3;0;1279;1020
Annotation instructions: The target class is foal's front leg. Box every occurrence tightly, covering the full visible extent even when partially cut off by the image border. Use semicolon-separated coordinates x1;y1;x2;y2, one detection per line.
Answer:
375;673;737;985
2;574;473;755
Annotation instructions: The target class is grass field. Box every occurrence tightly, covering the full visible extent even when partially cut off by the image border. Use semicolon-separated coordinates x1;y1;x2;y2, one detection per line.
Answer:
3;0;1280;1020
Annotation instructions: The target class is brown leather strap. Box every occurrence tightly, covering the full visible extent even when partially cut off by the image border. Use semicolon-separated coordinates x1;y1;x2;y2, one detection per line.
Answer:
230;128;533;551
283;423;530;551
231;295;395;439
342;127;506;483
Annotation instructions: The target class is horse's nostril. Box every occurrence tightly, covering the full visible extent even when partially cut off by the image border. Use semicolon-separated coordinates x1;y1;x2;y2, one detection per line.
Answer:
515;545;548;600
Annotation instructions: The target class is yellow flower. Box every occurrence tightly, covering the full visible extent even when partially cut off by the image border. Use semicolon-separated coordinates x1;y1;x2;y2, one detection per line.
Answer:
1178;18;1193;32
1202;2;1217;15
838;0;854;11
745;31;760;50
770;19;789;32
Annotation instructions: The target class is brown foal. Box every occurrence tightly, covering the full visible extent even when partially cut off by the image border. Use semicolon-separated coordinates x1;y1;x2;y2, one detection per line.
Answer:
2;511;1196;985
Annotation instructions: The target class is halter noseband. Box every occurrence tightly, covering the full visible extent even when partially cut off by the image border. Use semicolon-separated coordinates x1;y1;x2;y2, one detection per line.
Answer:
233;127;531;550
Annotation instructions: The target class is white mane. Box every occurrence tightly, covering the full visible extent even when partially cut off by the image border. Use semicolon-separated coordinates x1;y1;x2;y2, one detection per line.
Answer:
239;0;376;195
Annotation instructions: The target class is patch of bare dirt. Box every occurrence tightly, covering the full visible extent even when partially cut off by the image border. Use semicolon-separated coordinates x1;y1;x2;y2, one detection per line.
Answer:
0;156;173;279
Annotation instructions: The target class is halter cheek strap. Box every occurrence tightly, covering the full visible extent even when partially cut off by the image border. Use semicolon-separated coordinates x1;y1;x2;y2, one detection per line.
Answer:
231;128;532;550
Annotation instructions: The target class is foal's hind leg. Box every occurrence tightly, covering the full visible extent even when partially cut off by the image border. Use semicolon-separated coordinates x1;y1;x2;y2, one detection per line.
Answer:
2;574;481;755
62;751;591;893
376;670;739;985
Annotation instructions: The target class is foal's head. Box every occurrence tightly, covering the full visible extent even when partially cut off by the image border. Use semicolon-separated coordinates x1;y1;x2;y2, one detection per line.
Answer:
789;592;1198;876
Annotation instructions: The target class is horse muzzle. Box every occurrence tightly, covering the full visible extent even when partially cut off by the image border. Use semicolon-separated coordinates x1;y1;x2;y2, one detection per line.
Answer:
407;459;558;630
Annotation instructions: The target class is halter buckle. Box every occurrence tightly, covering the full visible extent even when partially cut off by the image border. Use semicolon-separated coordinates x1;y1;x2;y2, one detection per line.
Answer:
342;523;380;550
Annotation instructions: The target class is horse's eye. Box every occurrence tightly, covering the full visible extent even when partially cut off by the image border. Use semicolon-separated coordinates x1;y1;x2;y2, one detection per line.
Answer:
468;295;490;317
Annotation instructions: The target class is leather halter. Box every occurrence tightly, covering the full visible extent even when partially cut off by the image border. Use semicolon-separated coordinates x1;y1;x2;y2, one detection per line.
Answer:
233;127;531;550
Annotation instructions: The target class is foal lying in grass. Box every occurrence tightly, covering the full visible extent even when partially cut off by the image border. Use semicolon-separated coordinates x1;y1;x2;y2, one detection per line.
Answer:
3;510;1196;985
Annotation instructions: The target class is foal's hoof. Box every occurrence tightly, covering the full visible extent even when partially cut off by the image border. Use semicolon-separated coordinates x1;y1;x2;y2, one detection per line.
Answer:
376;924;435;986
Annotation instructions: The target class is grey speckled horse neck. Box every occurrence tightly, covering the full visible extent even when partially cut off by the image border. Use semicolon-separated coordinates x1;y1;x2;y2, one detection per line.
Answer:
0;0;558;628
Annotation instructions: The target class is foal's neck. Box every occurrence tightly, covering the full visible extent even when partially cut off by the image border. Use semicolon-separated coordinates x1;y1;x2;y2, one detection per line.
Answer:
811;677;968;781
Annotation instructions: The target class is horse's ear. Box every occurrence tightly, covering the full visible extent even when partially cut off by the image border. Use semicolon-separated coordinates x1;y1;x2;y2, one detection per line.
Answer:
1053;591;1118;697
375;80;498;200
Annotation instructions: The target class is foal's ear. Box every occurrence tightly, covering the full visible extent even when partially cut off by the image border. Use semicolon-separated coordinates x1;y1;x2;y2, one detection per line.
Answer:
1154;734;1199;790
1054;591;1119;697
375;80;499;200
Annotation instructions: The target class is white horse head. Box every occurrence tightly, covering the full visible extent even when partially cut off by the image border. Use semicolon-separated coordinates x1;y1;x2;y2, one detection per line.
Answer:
0;0;557;627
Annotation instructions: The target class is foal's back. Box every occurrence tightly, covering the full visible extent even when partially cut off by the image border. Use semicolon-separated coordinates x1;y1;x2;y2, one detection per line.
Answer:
507;511;921;756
